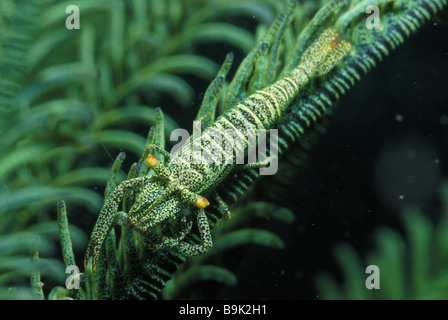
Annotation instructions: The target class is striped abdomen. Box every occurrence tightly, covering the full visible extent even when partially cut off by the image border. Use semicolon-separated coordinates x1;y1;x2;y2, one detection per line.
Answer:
170;28;351;192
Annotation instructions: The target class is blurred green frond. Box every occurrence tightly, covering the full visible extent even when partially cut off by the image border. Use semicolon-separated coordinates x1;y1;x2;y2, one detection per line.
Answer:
316;181;448;300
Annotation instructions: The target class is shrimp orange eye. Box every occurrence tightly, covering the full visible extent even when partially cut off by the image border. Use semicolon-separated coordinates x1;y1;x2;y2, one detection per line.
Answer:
330;38;340;49
146;155;159;168
195;196;210;209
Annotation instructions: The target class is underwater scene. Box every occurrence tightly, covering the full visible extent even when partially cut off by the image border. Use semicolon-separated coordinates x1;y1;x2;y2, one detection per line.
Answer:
1;0;448;302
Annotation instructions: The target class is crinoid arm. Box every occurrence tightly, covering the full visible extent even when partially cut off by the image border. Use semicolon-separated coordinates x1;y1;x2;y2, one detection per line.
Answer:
212;191;232;222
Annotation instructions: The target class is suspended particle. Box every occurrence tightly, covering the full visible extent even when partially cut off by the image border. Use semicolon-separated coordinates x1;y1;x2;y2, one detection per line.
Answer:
440;115;448;126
